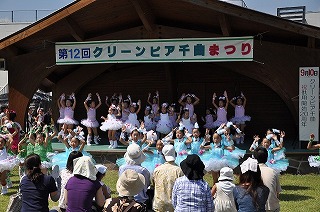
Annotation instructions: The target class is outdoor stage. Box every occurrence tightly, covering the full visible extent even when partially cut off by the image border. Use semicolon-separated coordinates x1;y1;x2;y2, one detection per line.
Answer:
52;141;320;175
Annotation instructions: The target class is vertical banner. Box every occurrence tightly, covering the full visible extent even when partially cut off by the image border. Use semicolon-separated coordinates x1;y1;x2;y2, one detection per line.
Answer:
299;67;319;141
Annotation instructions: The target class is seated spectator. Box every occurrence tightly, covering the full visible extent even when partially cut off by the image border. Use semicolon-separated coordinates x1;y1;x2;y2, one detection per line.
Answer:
95;164;111;199
172;154;214;212
20;153;60;212
65;156;105;212
233;157;270;212
103;169;147;212
119;144;150;205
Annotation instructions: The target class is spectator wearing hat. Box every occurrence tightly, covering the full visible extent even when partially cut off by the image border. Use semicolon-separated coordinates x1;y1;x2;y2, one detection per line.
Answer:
254;147;281;212
172;154;214;212
152;144;184;212
95;164;111;199
119;143;150;205
103;169;147;212
65;156;105;212
211;167;237;212
233;157;270;212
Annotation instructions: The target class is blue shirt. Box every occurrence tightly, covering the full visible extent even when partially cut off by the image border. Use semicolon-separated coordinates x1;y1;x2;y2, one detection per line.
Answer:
233;185;270;212
172;176;214;212
119;164;151;203
20;175;57;212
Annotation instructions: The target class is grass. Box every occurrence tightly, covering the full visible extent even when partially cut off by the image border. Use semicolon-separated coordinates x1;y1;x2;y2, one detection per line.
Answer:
1;168;320;211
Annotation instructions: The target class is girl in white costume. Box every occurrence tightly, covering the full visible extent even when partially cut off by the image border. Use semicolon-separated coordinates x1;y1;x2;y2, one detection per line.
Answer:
156;103;172;138
178;93;200;118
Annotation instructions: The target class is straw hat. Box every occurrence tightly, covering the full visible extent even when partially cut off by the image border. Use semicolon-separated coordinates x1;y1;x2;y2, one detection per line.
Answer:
218;167;234;181
73;156;97;181
117;169;145;197
124;144;146;165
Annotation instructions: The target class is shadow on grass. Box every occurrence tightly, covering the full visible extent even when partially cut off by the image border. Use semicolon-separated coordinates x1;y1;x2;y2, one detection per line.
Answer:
282;185;309;190
280;194;314;201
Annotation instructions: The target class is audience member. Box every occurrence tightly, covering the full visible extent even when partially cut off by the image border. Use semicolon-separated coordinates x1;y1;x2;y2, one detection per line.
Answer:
172;154;214;212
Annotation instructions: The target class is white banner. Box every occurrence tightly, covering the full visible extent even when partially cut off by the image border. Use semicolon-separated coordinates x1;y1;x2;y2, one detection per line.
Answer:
55;37;253;65
299;67;319;141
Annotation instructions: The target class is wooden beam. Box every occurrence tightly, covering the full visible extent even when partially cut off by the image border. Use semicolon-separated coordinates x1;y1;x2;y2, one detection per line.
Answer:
218;14;231;36
181;0;320;39
0;0;96;50
130;0;156;33
64;17;85;41
308;36;316;48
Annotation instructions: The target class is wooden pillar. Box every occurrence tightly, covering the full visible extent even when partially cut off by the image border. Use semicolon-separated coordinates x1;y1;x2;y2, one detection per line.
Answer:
8;87;29;129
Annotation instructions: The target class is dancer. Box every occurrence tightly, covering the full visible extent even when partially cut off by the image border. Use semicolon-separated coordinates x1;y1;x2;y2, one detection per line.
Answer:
156;103;172;138
141;139;166;176
57;93;78;130
147;91;160;116
176;108;196;135
100;105;122;148
5;110;20;154
178;93;200;118
57;93;66;129
168;103;179;129
81;93;102;145
123;100;141;133
307;133;320;167
143;106;156;131
0;134;19;195
230;92;251;143
212;91;229;129
202;107;216;130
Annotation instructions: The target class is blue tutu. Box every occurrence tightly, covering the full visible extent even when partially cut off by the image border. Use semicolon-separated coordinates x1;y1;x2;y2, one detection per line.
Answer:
174;138;188;166
202;143;240;172
141;150;165;175
265;148;288;173
51;146;94;170
222;136;246;159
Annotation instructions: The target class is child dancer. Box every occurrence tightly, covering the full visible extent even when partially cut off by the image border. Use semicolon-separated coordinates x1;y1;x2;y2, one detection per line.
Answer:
100;105;122;148
176;108;196;135
178;93;200;118
203;107;216;130
212;91;229;129
307;133;320;167
57;93;66;129
81;93;102;145
230;92;251;143
168;126;192;166
156;103;172;138
189;124;209;156
123;100;141;133
121;96;130;122
52;129;92;170
147;91;160;115
0;134;19;195
143;106;156;131
6;110;20;154
35;107;45;126
201;132;238;184
211;167;237;212
221;125;246;160
141;140;166;176
168;103;179;129
57;93;78;130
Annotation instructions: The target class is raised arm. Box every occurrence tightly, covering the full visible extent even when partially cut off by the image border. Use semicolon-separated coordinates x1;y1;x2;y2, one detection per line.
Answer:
83;93;91;111
178;93;186;107
119;127;130;146
59;93;66;109
229;97;236;108
135;100;142;114
95;93;102;109
212;93;218;109
192;94;200;105
224;91;229;110
147;93;152;106
79;138;86;152
307;133;320;150
71;93;76;110
241;92;247;108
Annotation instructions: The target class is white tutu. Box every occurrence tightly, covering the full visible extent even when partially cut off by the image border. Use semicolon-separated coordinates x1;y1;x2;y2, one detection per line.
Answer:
204;158;229;172
308;155;320;167
81;119;99;128
57;117;79;125
230;116;251;124
0;156;20;172
156;121;172;134
100;119;122;131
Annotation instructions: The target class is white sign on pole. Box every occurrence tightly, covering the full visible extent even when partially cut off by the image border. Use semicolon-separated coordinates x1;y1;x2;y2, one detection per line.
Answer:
55;37;254;65
299;67;319;141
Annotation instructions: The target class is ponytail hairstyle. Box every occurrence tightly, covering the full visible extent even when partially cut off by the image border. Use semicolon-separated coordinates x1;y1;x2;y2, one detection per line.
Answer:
25;154;43;183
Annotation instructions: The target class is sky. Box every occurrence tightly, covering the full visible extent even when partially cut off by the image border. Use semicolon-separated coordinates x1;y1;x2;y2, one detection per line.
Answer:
0;0;319;15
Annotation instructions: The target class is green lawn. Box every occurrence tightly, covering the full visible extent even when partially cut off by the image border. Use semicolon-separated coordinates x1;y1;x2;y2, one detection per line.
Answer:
1;168;319;211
